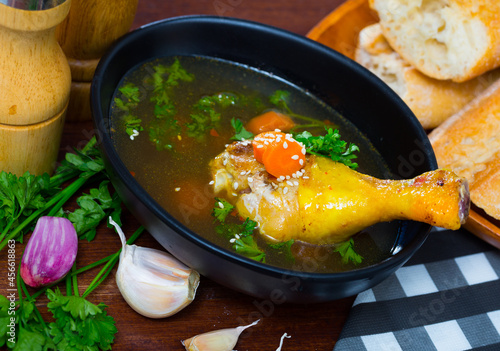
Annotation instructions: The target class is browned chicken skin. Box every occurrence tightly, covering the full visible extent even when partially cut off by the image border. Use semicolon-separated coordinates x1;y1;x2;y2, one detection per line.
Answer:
210;141;470;245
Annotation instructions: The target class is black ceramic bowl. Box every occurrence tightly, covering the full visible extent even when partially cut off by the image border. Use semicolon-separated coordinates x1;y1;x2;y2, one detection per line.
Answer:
91;15;436;303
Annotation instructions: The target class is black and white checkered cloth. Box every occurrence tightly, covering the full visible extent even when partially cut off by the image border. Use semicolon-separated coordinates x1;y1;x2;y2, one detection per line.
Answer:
334;227;500;351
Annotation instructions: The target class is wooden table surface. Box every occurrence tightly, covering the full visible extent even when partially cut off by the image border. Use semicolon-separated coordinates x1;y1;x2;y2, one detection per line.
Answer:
1;1;357;350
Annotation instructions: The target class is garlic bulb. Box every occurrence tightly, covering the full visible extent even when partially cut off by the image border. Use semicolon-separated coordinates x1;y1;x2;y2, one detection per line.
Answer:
182;320;260;351
109;217;200;318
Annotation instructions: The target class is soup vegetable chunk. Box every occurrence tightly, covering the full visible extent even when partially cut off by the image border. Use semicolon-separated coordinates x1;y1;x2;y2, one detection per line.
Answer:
110;56;468;273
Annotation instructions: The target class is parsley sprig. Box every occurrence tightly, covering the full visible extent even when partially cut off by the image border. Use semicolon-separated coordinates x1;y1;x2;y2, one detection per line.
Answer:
212;198;265;262
186;93;237;140
114;82;143;138
293;128;360;169
148;59;193;150
230;118;253;141
333;238;364;265
212;199;296;264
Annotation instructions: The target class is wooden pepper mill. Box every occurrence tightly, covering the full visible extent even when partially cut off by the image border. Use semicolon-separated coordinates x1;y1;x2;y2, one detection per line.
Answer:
0;0;72;176
55;0;139;122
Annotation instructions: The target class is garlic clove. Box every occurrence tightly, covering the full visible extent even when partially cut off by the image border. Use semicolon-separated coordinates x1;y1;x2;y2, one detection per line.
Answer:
182;319;260;351
109;217;200;318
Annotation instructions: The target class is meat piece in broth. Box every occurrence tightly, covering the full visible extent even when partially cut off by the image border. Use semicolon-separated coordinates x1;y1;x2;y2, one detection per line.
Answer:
210;141;470;245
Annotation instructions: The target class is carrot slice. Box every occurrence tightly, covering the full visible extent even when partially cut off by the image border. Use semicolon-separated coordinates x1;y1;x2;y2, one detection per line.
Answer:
245;110;295;134
210;128;220;137
252;131;306;178
252;131;277;163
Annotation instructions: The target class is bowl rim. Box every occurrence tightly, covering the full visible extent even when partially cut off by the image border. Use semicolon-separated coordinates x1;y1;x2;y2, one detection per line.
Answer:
91;14;434;283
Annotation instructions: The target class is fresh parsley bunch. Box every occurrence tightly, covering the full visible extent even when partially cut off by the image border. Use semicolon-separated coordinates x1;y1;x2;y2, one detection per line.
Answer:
0;135;126;252
0;288;118;350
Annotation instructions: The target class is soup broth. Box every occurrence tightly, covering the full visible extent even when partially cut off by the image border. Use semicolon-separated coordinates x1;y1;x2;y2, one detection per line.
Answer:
110;55;397;273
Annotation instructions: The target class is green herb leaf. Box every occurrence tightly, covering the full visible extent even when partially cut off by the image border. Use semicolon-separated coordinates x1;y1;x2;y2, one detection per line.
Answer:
186;93;236;140
147;59;194;149
148;117;181;151
114;82;143;137
293;127;359;169
57;146;105;180
153;59;194;88
14;326;47;351
47;288;117;351
123;115;143;138
268;240;295;262
230;118;254;141
0;171;51;239
269;90;291;112
333;238;364;265
212;198;234;223
212;92;238;108
0;297;52;349
68;181;122;241
212;200;265;262
119;82;141;105
0;295;11;347
233;235;266;263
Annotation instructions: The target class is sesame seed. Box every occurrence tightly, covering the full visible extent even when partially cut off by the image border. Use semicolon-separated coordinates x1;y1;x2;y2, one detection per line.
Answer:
218;201;224;208
286;175;291;180
175;187;181;192
233;182;239;190
241;171;247;175
230;238;236;243
283;187;289;194
278;176;285;182
291;155;299;160
223;159;228;166
209;180;215;185
257;144;264;149
301;147;306;155
299;159;304;166
303;176;309;179
286;180;294;186
235;234;240;239
248;177;253;183
294;181;299;186
275;129;281;132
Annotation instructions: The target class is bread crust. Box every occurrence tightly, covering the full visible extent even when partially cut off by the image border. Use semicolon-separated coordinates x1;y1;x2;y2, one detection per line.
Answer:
429;79;500;219
369;0;500;82
355;23;500;129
